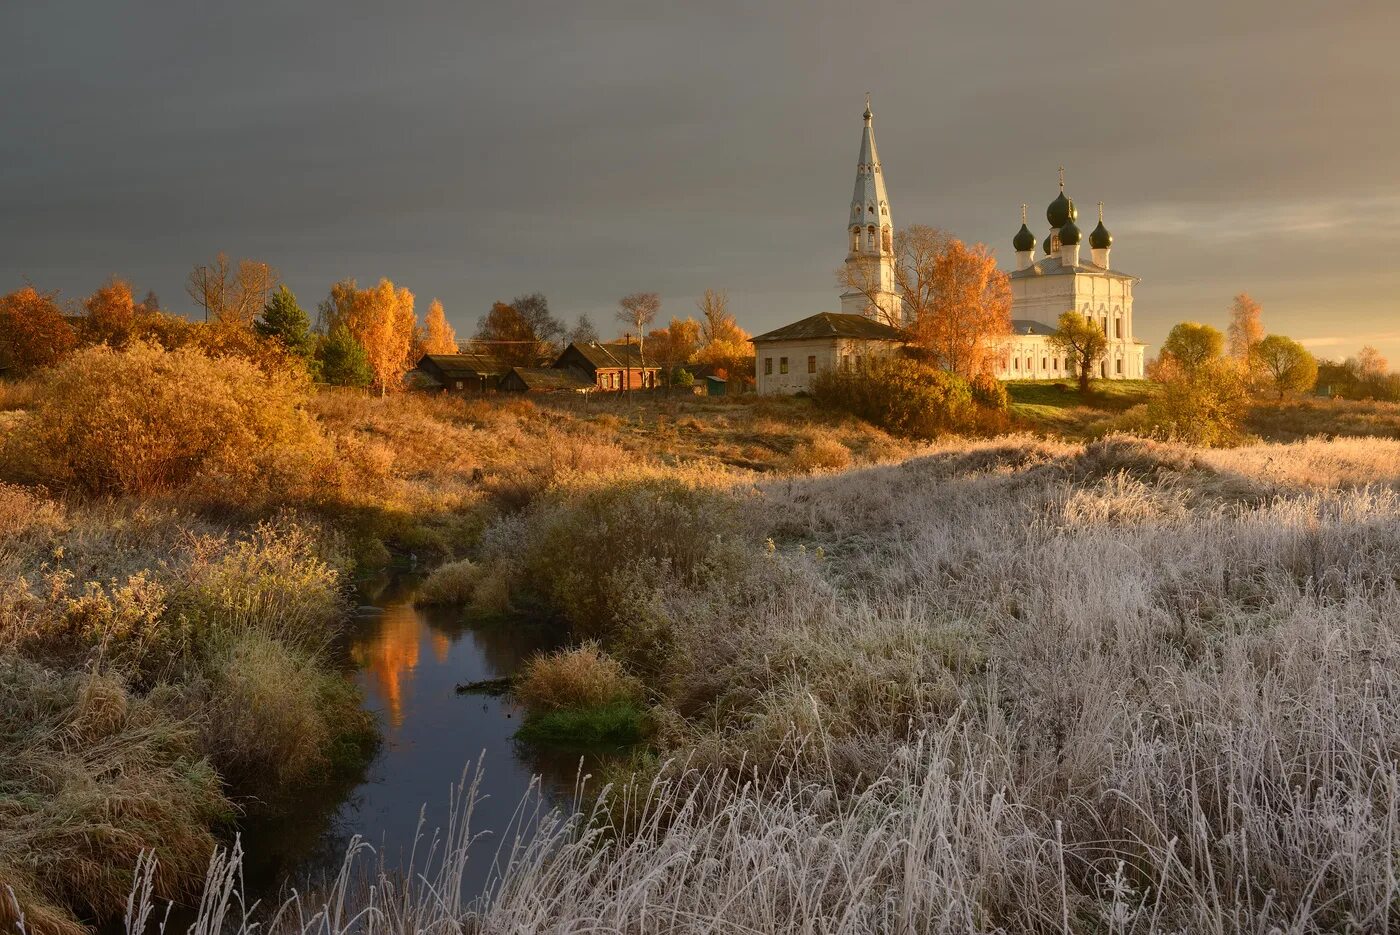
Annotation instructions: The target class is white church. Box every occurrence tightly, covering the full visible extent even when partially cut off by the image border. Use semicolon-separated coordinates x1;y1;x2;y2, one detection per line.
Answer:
753;100;1147;395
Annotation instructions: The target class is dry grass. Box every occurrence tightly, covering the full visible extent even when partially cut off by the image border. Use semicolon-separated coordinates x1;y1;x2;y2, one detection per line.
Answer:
414;558;482;605
514;642;643;715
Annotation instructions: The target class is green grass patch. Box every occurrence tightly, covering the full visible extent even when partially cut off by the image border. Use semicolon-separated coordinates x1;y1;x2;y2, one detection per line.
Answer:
516;701;646;747
1006;380;1158;438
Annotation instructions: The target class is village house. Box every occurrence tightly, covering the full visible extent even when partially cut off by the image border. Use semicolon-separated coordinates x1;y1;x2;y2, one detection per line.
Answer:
499;366;595;394
751;312;903;395
409;352;506;393
553;340;661;392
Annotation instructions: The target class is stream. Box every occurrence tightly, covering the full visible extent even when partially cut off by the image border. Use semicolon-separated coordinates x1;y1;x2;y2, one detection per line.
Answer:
239;574;617;903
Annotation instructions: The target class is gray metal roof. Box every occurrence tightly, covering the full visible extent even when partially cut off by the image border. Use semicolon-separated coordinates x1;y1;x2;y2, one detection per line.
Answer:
1009;254;1138;281
1010;318;1057;336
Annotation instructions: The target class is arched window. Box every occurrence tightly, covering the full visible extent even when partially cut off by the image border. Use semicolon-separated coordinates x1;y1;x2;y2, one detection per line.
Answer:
882;227;892;252
850;228;860;252
867;225;876;250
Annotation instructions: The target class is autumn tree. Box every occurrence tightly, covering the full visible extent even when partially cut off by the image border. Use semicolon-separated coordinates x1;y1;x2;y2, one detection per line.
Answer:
648;316;702;390
694;289;753;387
1159;321;1225;376
838;226;1011;377
0;286;77;374
76;277;139;348
475;300;555;367
1227;293;1265;363
1355;345;1388;378
1252;334;1318;400
254;285;315;360
1049;310;1108;393
569;314;599;344
319;278;416;394
187;252;280;325
421;299;459;355
915;236;1011;377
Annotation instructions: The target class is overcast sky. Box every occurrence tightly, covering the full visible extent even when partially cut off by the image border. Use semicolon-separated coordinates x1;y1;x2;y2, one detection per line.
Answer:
3;0;1398;361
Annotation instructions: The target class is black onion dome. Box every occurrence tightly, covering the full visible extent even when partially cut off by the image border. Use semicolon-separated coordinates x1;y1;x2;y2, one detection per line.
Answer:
1090;219;1113;249
1046;190;1075;228
1013;223;1036;252
1043;233;1054;255
1059;215;1082;246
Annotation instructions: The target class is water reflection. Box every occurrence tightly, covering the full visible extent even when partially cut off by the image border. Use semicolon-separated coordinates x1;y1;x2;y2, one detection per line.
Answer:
243;575;619;904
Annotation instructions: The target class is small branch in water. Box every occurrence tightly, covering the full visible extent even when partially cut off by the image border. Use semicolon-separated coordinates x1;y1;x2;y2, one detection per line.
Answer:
455;676;514;697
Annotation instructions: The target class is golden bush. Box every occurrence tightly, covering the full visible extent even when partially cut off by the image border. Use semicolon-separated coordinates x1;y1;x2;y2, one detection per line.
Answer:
514;642;643;715
0;342;331;500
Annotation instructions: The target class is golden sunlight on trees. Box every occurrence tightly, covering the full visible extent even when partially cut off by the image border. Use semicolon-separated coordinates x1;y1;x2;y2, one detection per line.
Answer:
1356;345;1388;378
186;252;280;325
1049;310;1108;393
80;277;138;348
320;279;416;395
0;286;76;374
838;226;1011;377
915;236;1011;377
694;289;753;386
1252;334;1318;400
1159;321;1225;376
1227;293;1265;363
421;300;458;355
648;316;701;389
474;293;564;367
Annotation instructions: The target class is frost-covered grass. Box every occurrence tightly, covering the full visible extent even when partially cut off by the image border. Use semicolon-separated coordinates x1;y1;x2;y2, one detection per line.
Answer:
57;431;1400;934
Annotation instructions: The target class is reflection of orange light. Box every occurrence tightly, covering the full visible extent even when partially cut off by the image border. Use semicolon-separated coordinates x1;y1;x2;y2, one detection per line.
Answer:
349;604;422;729
431;630;451;664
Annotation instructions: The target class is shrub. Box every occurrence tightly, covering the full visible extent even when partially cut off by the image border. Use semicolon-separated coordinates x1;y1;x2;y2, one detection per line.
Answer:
0;657;228;935
1118;359;1250;446
514;642;643;715
811;357;974;439
0;342;332;499
787;435;853;473
968;370;1008;411
186;631;373;807
514;701;645;746
416;559;482;605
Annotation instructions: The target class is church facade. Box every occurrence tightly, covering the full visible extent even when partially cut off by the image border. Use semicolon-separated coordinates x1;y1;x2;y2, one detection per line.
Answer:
753;101;1148;394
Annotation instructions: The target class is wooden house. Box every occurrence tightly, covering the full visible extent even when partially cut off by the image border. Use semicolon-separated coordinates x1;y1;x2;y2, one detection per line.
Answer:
410;352;507;393
499;366;595;394
553;341;661;392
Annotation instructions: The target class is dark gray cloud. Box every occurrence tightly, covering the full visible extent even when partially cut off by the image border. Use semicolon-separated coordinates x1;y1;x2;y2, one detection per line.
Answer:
3;0;1398;361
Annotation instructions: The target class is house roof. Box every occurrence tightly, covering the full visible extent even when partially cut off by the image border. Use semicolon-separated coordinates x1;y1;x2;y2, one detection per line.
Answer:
507;367;595;391
751;312;903;343
1010;254;1138;281
416;352;507;379
563;341;651;369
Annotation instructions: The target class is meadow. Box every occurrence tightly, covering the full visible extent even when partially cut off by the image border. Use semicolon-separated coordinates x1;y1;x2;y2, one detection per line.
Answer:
5;347;1400;933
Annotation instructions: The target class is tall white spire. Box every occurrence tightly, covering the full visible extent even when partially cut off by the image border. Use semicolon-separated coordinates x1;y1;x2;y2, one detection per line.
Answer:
840;95;902;325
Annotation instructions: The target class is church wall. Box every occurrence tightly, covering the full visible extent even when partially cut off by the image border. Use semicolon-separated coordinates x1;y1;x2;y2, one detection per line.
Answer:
1006;270;1145;380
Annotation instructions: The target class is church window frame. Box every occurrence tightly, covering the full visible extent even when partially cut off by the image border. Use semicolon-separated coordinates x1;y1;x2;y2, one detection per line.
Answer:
1115;357;1123;375
779;356;789;375
1042;357;1047;371
807;355;817;374
764;357;773;376
882;226;892;252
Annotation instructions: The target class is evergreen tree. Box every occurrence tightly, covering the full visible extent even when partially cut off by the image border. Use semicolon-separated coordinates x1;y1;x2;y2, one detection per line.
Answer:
316;324;373;387
255;284;315;358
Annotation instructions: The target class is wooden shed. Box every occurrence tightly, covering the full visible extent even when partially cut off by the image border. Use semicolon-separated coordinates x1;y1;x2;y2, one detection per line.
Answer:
553;341;660;393
499;366;595;394
410;353;507;393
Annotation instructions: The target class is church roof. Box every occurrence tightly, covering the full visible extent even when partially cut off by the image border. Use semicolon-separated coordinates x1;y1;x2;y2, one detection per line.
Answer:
1010;254;1138;281
1010;319;1057;336
752;312;904;343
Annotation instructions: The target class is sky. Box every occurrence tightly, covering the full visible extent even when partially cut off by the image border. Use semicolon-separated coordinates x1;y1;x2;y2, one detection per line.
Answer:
3;0;1398;363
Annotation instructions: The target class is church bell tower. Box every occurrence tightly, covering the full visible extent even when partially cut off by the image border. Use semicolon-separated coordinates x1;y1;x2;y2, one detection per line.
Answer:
839;96;903;325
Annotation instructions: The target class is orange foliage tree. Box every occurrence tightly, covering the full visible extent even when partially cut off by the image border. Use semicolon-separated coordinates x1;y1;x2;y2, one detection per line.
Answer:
319;278;416;394
0;286;77;374
1227;293;1265;362
79;277;139;348
186;252;280;325
420;299;458;355
909;233;1011;378
694;289;753;387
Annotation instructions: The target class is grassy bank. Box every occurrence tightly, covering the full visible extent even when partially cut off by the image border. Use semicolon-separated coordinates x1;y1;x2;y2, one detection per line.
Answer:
110;429;1400;933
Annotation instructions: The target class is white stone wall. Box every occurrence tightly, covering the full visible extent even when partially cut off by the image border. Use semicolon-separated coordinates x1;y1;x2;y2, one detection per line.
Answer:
754;337;899;395
1000;266;1146;380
